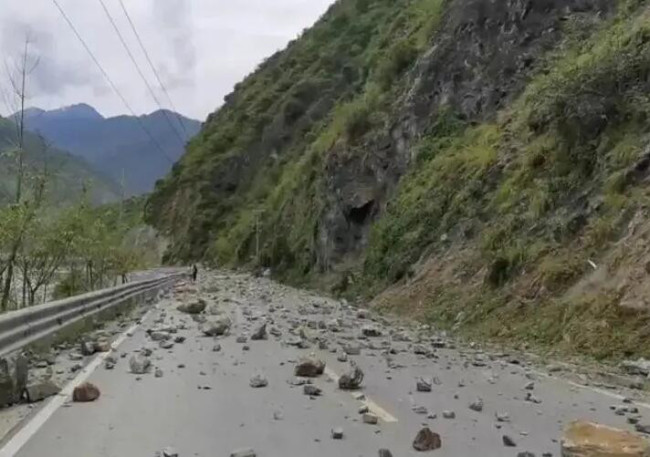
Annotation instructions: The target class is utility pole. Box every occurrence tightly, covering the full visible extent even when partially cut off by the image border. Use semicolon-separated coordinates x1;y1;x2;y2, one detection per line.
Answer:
253;209;264;265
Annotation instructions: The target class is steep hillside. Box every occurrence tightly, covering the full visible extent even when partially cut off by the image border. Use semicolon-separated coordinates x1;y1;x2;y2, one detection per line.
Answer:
0;117;119;205
148;0;650;359
18;104;201;195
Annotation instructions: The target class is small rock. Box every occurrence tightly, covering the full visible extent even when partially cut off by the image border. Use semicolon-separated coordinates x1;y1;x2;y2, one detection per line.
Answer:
174;336;186;344
339;365;364;390
503;435;517;447
564;421;650;456
72;382;100;402
162;447;178;457
304;385;322;396
94;340;111;352
251;323;267;341
469;398;484;412
236;336;248;344
412;427;442;452
159;340;174;350
416;377;432;392
129;355;151;374
524;381;535;390
249;374;268;388
177;300;207;314
80;341;95;356
200;317;231;337
155;368;163;378
337;352;348;363
24;380;60;403
517;453;535;457
230;448;256;457
363;413;379;425
294;356;326;377
442;410;455;419
362;325;381;337
378;450;393;457
331;427;344;439
212;343;222;352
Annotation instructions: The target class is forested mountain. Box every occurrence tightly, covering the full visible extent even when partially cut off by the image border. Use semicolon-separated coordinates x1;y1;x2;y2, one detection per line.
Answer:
147;0;650;357
17;104;200;195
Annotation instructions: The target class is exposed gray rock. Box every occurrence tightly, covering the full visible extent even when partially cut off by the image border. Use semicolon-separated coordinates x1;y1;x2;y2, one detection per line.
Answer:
155;368;163;378
331;427;344;439
378;449;393;457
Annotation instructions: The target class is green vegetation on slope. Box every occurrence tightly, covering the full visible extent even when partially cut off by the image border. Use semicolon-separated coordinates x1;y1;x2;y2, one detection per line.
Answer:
150;0;650;359
148;0;446;270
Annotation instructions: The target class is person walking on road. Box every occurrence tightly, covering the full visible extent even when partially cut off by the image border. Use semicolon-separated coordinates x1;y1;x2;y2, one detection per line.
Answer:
191;264;198;282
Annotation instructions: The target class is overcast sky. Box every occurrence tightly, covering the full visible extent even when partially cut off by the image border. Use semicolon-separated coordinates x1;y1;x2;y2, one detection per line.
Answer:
0;0;334;121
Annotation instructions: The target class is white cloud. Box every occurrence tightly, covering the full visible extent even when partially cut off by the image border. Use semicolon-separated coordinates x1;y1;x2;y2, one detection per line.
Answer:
0;0;334;121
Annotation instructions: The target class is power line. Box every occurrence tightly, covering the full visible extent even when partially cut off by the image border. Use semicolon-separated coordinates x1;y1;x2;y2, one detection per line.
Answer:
49;0;175;164
117;0;190;137
97;0;187;147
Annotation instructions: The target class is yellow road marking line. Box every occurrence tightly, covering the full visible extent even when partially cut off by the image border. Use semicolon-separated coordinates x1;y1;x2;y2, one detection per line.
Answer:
324;367;398;423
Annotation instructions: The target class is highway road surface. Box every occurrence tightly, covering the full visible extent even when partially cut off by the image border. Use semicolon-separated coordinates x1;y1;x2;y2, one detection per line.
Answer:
2;272;650;456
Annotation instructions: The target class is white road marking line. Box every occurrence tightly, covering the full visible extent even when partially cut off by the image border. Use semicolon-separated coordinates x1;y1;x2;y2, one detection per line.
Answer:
0;315;148;457
324;367;398;423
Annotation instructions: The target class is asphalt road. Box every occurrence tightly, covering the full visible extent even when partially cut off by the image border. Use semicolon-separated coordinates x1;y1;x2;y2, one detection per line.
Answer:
4;272;650;457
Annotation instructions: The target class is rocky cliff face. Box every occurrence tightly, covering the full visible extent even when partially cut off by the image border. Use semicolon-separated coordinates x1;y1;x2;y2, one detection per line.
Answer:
316;0;612;268
148;0;650;358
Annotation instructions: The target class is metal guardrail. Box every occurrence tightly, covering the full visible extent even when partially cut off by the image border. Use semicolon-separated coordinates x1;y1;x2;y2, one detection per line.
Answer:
0;271;187;358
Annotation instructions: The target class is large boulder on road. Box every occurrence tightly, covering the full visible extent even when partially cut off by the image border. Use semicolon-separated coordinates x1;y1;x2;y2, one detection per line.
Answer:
177;299;207;315
0;354;28;407
562;420;650;456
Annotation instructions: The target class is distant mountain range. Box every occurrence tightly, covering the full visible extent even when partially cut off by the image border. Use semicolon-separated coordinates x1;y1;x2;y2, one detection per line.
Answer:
14;104;201;195
0;117;119;205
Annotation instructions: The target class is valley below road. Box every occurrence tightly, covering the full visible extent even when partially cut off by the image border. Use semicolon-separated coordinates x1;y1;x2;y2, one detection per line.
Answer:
2;271;650;457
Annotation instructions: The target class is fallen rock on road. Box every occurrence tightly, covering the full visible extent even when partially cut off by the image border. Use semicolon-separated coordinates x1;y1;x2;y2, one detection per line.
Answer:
562;420;650;456
413;427;442;451
294;356;325;377
339;365;364;390
72;382;100;402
